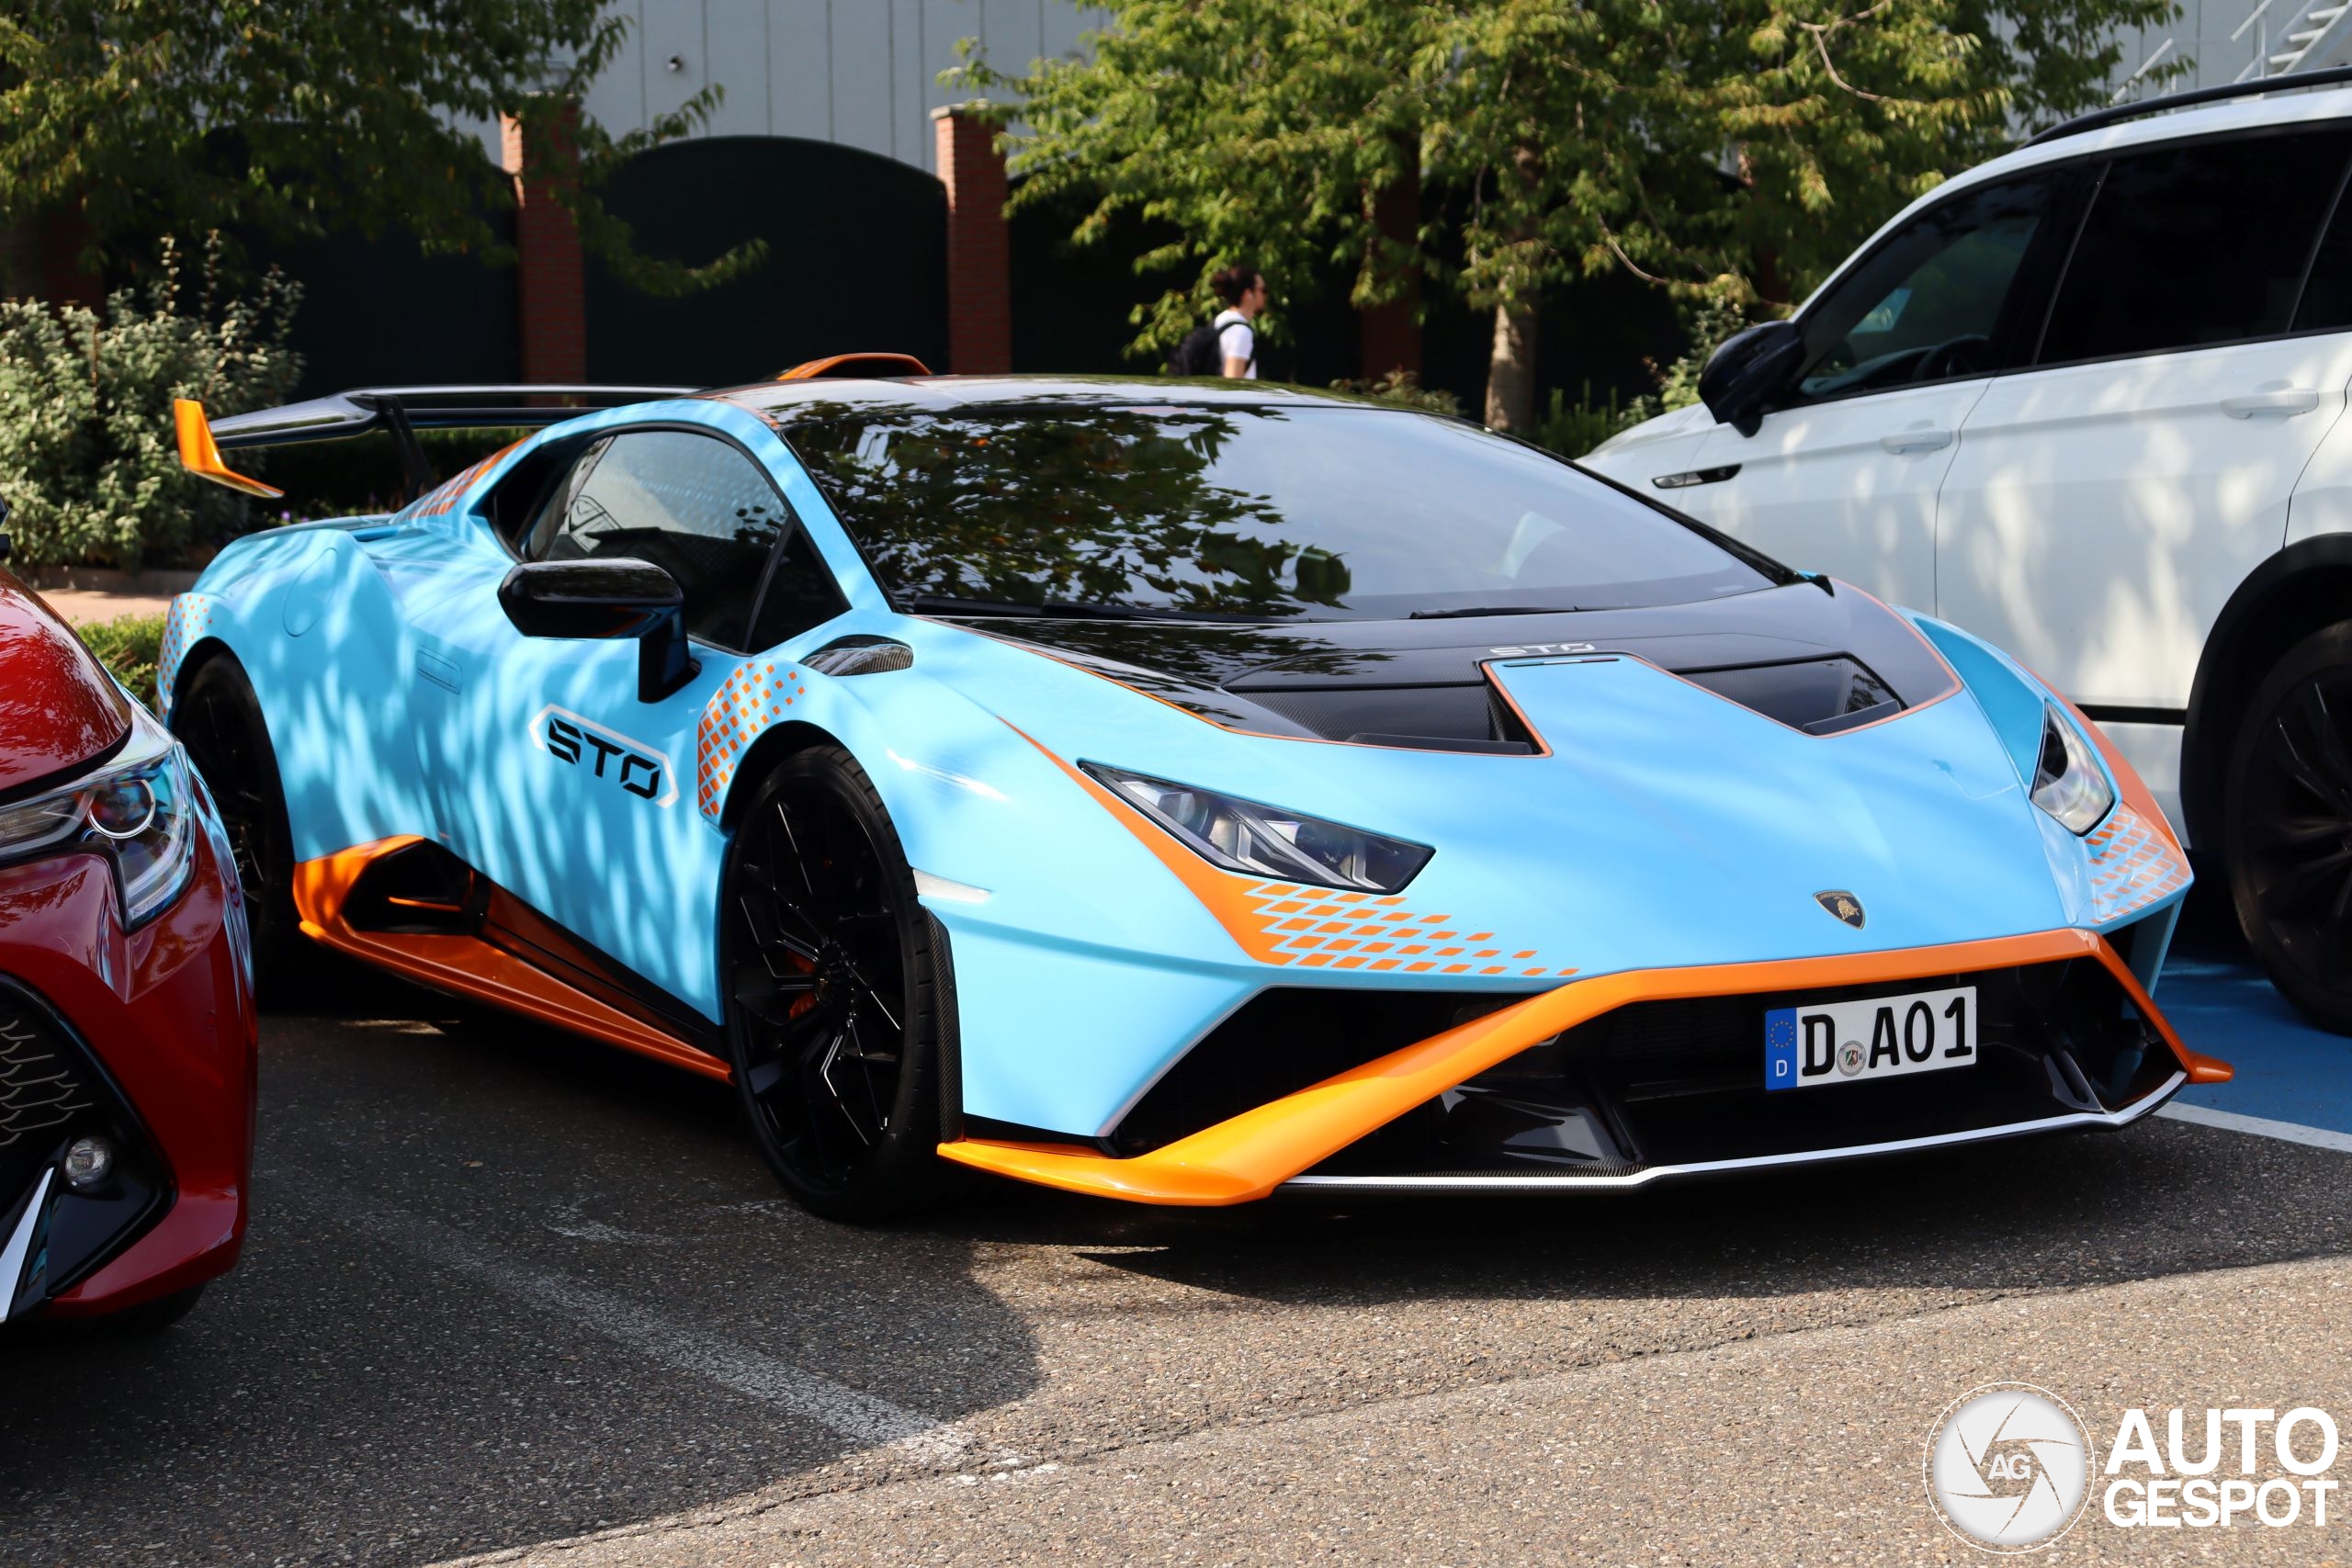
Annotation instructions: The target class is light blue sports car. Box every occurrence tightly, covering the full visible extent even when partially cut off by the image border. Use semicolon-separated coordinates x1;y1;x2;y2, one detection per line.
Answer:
161;361;2225;1218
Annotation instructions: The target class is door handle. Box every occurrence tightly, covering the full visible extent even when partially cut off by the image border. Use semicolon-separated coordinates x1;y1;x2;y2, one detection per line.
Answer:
1879;427;1954;454
2221;389;2321;419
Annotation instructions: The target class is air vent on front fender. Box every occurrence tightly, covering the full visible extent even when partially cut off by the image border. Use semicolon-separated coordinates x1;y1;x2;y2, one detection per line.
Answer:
1679;656;1900;735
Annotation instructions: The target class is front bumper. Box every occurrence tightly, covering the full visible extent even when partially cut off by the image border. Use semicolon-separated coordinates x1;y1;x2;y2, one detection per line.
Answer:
0;818;255;1317
936;928;2229;1204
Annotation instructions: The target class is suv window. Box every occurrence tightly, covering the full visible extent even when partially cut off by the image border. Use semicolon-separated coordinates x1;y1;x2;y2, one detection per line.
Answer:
529;430;802;651
2038;130;2352;365
2293;174;2352;334
1788;171;2062;406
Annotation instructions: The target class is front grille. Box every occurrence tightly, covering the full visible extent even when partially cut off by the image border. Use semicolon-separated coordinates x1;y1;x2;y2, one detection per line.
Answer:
0;1003;96;1194
1111;988;1536;1156
1304;957;2176;1180
0;1012;96;1141
0;979;170;1315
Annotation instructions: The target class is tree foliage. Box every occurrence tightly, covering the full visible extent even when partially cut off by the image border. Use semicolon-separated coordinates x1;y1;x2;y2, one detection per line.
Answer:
963;0;2179;426
0;0;758;293
0;234;300;570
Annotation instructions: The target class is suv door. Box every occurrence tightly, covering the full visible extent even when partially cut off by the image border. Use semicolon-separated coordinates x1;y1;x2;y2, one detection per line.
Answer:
419;426;847;1018
1672;169;2073;609
1935;127;2352;828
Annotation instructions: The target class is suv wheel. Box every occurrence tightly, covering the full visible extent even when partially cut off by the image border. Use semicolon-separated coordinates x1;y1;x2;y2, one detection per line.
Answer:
2224;620;2352;1033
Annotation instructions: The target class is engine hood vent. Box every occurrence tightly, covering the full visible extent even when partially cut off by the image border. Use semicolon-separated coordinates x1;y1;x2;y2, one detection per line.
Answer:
935;580;1954;750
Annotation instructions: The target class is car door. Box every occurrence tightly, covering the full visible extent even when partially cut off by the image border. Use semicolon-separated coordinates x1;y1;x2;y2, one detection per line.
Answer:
1935;126;2352;812
1672;168;2075;612
437;425;848;1016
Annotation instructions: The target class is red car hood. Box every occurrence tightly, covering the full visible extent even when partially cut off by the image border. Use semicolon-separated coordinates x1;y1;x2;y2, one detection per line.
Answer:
0;570;130;792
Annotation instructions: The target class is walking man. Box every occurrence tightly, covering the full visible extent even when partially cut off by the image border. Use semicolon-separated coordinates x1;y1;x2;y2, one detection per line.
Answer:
1211;265;1269;378
1171;265;1272;379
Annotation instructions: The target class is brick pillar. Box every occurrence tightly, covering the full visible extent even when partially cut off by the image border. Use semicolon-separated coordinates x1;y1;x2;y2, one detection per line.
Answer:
503;107;587;384
1358;136;1422;380
933;105;1012;375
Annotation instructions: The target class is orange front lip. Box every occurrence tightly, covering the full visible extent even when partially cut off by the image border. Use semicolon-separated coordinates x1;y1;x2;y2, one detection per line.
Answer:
938;928;2231;1205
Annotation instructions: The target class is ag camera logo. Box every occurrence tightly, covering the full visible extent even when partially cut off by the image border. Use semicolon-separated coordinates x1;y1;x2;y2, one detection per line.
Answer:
1925;1383;2092;1552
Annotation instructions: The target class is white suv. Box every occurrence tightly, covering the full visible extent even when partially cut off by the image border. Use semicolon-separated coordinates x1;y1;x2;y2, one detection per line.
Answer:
1583;71;2352;1029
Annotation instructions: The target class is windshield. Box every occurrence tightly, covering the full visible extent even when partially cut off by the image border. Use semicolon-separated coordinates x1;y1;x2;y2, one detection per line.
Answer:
784;401;1785;620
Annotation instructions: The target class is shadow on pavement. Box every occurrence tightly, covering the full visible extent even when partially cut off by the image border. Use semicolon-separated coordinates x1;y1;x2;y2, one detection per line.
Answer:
6;912;2349;1565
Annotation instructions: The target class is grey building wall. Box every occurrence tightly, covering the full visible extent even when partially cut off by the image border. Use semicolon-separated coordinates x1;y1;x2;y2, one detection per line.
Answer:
577;0;1107;175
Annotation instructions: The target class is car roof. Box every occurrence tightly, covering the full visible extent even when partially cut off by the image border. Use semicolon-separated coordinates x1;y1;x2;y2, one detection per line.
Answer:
708;375;1379;424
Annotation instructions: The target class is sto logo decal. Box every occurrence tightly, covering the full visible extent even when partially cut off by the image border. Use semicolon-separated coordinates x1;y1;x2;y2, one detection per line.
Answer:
529;705;679;807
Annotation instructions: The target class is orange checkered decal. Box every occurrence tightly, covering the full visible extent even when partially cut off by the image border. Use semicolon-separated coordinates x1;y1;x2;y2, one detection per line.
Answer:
2084;806;2189;925
156;593;213;715
695;660;808;819
1230;881;1580;978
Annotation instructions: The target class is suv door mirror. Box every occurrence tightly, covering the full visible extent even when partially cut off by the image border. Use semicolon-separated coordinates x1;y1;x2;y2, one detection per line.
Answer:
1698;319;1805;438
498;558;701;702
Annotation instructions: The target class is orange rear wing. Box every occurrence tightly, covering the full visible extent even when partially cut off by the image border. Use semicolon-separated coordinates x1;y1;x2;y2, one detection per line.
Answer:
174;400;283;500
172;384;698;505
776;353;933;381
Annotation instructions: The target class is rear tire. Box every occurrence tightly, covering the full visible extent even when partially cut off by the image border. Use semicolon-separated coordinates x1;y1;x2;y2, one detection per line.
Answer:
171;656;303;996
2224;620;2352;1033
720;746;954;1222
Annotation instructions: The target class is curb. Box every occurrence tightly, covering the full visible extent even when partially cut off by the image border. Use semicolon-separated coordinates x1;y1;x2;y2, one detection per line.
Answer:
20;567;201;594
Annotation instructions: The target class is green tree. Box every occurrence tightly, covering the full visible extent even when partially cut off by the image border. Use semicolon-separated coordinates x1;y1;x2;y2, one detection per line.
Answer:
0;0;758;293
966;0;2177;431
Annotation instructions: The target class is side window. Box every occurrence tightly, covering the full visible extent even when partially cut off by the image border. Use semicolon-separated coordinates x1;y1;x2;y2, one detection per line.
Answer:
2291;176;2352;334
532;430;800;651
746;525;848;649
1787;171;2062;406
2038;130;2352;365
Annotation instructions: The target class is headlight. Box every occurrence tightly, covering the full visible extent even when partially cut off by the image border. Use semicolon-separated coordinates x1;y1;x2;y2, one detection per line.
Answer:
0;710;198;926
2030;705;2114;835
1080;762;1433;893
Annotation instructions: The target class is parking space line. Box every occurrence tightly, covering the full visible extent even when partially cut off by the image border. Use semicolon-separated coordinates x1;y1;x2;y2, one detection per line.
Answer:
346;1201;975;1462
2156;1101;2352;1154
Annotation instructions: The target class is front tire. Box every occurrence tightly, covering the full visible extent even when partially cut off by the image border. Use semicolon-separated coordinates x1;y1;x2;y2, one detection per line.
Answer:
721;746;952;1221
2224;620;2352;1033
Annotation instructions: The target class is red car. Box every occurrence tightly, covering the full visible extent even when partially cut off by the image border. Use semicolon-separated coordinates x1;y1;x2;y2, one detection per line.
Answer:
0;549;255;1329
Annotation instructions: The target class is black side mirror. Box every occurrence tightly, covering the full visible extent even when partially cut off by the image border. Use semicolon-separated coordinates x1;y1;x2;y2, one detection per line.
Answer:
498;558;700;703
1697;319;1806;438
0;492;12;564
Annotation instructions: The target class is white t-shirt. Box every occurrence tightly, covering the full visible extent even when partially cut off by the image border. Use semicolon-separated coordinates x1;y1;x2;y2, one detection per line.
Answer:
1214;309;1258;378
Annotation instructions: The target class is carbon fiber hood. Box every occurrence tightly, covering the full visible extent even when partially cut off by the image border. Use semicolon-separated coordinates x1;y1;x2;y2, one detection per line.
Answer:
937;580;1952;750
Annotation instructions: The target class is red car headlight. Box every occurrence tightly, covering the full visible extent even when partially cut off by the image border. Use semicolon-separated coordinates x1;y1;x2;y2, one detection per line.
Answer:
0;709;198;926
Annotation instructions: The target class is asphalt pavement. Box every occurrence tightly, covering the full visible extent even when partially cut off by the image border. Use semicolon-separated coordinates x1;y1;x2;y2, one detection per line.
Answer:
8;892;2352;1566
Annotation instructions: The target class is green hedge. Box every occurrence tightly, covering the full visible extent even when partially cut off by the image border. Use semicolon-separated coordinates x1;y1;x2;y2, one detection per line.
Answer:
78;613;165;711
0;235;301;570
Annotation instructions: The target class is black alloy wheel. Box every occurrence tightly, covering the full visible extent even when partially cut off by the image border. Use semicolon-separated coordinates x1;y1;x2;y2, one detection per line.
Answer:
722;746;953;1220
170;656;303;990
2226;620;2352;1034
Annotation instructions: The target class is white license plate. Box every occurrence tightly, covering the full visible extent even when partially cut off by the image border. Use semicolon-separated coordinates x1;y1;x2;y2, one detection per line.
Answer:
1765;986;1977;1091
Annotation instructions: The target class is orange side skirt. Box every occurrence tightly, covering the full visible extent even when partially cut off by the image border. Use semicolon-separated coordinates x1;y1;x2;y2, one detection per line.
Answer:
292;836;730;1081
938;928;2231;1206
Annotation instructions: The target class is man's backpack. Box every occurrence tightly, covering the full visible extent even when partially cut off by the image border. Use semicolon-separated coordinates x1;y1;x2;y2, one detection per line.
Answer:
1169;319;1226;377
